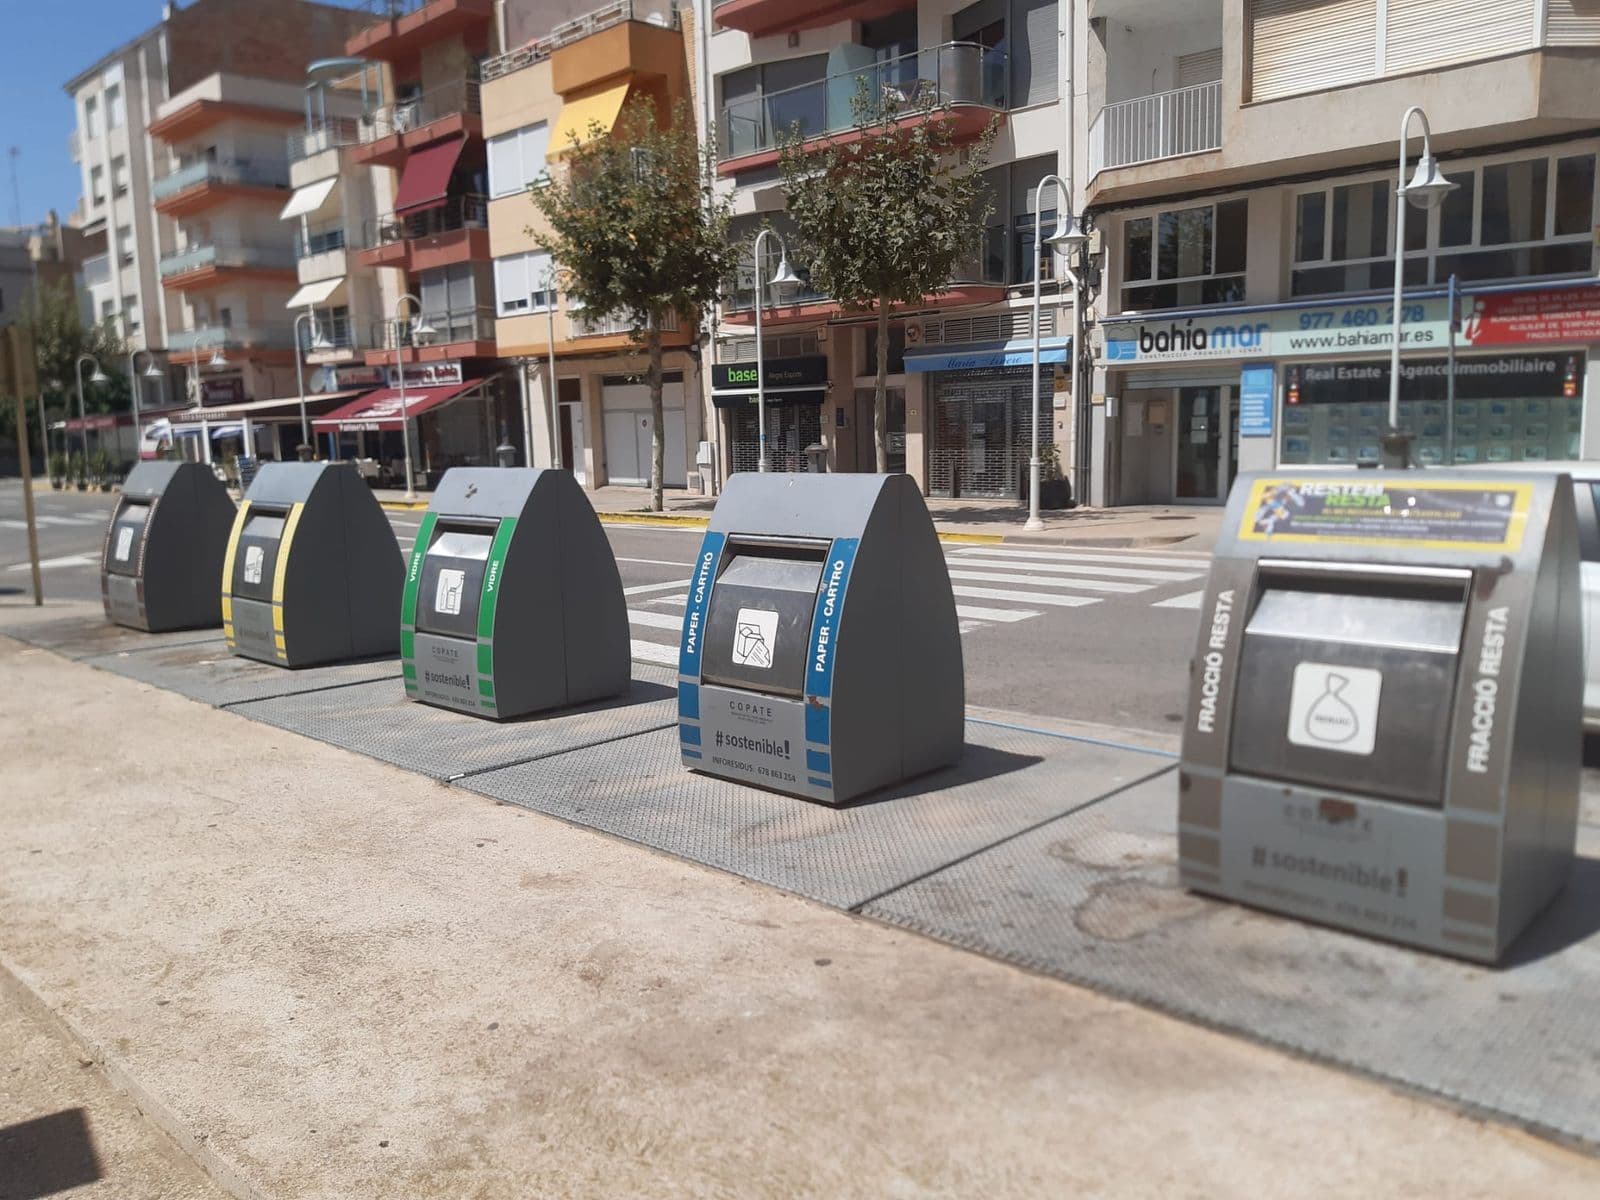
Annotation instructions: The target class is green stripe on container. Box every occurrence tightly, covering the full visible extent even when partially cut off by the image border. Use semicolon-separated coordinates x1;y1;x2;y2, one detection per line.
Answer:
477;641;493;676
400;630;415;660
399;512;438;630
480;698;497;711
478;678;495;698
477;517;517;642
402;663;417;680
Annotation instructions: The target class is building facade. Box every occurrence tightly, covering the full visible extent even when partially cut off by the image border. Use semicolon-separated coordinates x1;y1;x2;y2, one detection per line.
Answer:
1084;0;1600;506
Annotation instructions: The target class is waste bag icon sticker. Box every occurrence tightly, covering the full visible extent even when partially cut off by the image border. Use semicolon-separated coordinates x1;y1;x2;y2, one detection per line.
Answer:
1287;662;1382;756
243;545;264;585
434;567;465;616
732;607;778;669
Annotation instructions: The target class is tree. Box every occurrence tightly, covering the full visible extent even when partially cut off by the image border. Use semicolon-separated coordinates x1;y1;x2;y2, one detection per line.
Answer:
779;86;996;471
528;98;735;511
21;279;129;417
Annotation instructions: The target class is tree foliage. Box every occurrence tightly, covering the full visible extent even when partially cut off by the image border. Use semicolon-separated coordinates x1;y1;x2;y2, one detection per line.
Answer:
779;86;995;471
20;279;128;414
528;98;735;509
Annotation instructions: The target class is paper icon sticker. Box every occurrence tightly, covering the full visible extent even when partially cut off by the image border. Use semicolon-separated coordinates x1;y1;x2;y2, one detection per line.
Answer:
1288;662;1381;756
243;544;264;585
435;568;466;616
732;607;777;669
115;526;134;561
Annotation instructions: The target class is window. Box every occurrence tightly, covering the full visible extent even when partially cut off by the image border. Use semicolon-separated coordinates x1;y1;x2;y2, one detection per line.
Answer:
106;84;124;129
83;95;98;139
487;123;550;199
100;298;115;320
1293;150;1598;296
1121;199;1248;310
973;155;1074;288
219;306;233;328
718;55;829;157
117;224;133;266
122;296;139;334
111;156;128;196
90;165;105;205
494;250;554;316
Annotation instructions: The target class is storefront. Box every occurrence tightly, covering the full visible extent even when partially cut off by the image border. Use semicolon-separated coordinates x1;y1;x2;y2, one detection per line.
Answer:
600;372;690;487
908;339;1069;500
712;357;828;476
1096;282;1600;504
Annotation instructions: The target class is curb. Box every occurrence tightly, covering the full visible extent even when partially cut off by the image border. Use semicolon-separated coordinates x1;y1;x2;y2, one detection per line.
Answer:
598;511;713;528
377;500;432;513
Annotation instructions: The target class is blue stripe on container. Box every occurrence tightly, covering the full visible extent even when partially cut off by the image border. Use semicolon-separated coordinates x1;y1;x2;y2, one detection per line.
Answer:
678;681;699;720
680;724;702;746
806;749;831;775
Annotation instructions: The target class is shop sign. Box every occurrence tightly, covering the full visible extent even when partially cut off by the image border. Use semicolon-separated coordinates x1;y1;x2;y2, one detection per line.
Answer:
712;356;828;391
711;389;825;410
333;364;385;389
201;377;246;405
1239;365;1275;438
905;341;1069;372
1103;299;1454;365
386;361;462;388
1461;287;1600;347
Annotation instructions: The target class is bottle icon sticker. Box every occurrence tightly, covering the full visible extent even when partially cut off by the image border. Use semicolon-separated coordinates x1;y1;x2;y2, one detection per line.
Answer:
434;568;465;616
1287;662;1382;756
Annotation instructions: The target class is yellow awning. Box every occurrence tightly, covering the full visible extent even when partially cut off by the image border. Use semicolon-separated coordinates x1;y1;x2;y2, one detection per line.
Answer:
549;82;633;157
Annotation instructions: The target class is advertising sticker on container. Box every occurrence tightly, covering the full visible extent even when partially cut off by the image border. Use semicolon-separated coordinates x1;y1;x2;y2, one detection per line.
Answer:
1238;478;1533;552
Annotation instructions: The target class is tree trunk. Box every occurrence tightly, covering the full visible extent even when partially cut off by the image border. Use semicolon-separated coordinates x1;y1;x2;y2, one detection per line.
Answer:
648;318;665;513
874;298;889;474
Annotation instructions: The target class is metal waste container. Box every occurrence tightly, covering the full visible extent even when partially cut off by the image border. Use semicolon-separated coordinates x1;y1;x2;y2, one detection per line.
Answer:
401;468;629;719
677;473;964;804
101;461;236;632
1179;471;1582;962
222;461;402;668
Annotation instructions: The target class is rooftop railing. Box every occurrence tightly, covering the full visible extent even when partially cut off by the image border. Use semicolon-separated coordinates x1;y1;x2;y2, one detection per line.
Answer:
482;0;679;81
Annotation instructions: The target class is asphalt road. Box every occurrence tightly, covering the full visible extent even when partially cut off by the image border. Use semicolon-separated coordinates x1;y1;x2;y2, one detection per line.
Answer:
1;479;1201;733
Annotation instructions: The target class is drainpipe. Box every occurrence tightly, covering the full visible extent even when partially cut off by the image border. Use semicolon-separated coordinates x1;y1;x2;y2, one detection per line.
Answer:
696;0;721;493
495;0;509;54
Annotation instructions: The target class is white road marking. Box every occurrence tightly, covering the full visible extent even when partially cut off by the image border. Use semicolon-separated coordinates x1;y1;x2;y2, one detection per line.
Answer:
951;547;1212;569
947;568;1148;595
388;519;421;528
950;555;1202;583
951;585;1099;608
616;556;695;568
624;578;691;596
628;608;684;631
1153;590;1206;610
955;604;1041;623
0;519;26;529
33;515;100;527
6;553;99;571
631;639;680;665
648;594;688;607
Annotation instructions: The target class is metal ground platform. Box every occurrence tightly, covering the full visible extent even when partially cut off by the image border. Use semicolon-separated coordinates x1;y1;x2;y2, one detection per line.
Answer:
230;668;679;781
80;639;400;708
0;609;221;660
862;774;1600;1151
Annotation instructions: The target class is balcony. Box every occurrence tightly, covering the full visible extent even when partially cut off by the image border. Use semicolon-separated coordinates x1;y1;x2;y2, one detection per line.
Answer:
303;314;360;363
168;323;295;363
713;0;909;39
1088;81;1222;178
158;241;298;290
366;304;497;365
352;77;482;167
81;253;111;288
358;195;489;271
153;159;291;216
346;0;495;62
718;43;1006;176
568;307;681;339
288;118;363;163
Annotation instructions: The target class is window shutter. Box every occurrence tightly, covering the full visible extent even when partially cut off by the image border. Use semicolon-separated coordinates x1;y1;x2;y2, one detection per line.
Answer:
495;255;528;316
1008;0;1058;108
1176;48;1224;88
521;124;550;186
1385;0;1535;73
488;132;520;198
1547;0;1600;44
1249;0;1377;102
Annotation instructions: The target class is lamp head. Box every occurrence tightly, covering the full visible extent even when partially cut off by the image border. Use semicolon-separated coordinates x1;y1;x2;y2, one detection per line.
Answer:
768;256;802;297
1404;153;1457;211
310;325;334;351
142;361;165;379
207;349;229;369
89;364;110;384
1045;212;1088;249
410;315;437;340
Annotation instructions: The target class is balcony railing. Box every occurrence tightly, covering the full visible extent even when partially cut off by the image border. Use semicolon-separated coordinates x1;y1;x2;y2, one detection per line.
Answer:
568;307;681;339
363;194;488;250
288;118;363;162
302;314;357;353
159;241;297;279
370;305;496;351
152;159;290;201
1088;80;1222;177
169;324;295;353
81;253;111;287
355;0;428;13
295;217;350;260
359;76;480;144
481;0;679;80
720;42;1005;161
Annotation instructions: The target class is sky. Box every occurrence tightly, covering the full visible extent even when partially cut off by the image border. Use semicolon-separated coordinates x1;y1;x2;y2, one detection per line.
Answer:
0;0;367;230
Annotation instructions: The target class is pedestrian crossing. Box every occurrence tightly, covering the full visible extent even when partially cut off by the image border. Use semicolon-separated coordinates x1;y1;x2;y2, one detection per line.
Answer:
2;512;107;529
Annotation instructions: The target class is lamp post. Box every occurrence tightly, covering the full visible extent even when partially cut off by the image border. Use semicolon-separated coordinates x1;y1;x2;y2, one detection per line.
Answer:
393;292;436;499
751;228;801;472
74;353;108;460
1025;173;1087;532
544;266;562;469
1386;106;1457;469
293;310;333;457
128;349;163;460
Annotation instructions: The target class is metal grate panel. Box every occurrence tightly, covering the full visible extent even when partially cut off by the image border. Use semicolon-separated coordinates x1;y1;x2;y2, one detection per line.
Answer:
0;611;222;660
461;724;1172;910
230;668;680;781
864;775;1600;1152
927;367;1054;500
81;640;401;707
727;404;824;475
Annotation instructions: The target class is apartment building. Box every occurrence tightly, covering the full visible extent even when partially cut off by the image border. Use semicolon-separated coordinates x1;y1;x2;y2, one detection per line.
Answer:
1085;0;1600;506
705;0;1077;497
482;0;697;489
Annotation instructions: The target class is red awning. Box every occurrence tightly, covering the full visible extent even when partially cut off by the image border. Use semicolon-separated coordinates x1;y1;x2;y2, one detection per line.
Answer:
310;380;484;431
393;135;466;215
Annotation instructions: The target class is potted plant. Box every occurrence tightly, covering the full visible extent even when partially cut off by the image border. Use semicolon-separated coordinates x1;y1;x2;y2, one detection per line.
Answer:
1038;443;1073;511
90;450;113;492
47;452;66;489
68;450;87;491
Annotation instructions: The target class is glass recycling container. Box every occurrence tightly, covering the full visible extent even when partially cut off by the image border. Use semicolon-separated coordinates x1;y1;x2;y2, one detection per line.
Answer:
221;462;402;668
101;461;235;632
1179;471;1582;963
400;468;629;719
677;473;964;805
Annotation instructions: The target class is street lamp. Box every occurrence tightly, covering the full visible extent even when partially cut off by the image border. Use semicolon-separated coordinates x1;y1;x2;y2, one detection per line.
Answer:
1386;106;1457;468
74;353;108;459
751;228;801;472
293;309;332;455
1025;173;1087;532
393;292;436;499
128;349;164;460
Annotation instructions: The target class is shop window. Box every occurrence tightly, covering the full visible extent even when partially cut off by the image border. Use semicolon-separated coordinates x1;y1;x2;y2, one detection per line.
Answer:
1121;199;1247;310
1292;151;1597;296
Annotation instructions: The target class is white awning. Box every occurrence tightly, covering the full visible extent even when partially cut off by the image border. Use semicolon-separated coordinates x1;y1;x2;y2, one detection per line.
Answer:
286;277;345;308
279;177;338;220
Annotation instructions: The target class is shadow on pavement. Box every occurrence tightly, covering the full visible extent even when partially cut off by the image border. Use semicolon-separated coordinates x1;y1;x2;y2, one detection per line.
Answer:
1500;854;1600;967
0;1107;103;1199
836;742;1046;811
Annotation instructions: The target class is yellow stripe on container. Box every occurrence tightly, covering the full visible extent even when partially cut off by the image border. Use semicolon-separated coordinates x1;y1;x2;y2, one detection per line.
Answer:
272;503;303;605
220;500;251;604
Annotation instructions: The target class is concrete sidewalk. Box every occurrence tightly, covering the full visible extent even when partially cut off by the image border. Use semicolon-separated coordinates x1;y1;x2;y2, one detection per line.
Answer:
2;633;1597;1197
